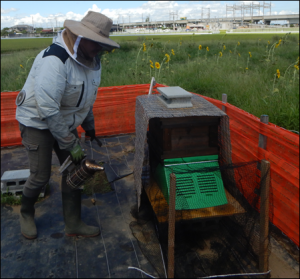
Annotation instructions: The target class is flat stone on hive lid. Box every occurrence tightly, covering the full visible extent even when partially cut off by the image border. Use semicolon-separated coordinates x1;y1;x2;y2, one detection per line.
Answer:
157;86;193;108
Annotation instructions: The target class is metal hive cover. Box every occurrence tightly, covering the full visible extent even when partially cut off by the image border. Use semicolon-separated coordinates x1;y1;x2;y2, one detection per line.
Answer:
157;86;193;98
157;86;193;108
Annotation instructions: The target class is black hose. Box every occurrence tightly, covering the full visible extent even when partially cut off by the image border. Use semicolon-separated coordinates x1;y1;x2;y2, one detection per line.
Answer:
108;172;134;184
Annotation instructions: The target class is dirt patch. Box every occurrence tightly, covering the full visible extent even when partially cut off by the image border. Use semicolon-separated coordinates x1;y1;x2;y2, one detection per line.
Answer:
270;224;299;264
82;171;112;196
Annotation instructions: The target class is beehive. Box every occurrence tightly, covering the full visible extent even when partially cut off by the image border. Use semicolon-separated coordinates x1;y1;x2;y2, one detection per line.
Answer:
146;89;228;210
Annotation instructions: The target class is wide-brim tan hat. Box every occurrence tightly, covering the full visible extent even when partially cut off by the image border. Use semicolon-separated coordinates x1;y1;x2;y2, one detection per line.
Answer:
64;11;120;49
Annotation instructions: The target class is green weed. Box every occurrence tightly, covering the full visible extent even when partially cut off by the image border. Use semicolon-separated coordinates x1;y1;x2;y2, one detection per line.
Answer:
1;33;299;131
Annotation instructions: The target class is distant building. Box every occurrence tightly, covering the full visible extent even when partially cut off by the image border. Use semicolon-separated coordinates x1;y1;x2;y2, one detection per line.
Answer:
188;24;205;30
110;24;123;32
41;29;54;34
10;24;34;32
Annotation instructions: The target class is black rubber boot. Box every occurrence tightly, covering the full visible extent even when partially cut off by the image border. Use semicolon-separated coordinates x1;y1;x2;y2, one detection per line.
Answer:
20;193;39;239
62;190;100;237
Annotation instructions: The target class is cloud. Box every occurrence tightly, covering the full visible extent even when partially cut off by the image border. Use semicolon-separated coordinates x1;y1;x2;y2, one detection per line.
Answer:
1;7;18;14
278;10;297;15
0;2;298;29
87;4;101;14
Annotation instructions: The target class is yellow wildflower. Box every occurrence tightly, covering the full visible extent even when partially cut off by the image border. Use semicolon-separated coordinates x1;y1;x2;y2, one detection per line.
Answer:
165;53;170;63
155;62;160;69
188;54;191;58
206;46;209;51
237;42;240;46
149;60;153;65
171;49;175;55
268;41;270;44
150;43;153;48
294;65;299;70
143;43;146;52
180;41;182;46
20;64;24;68
199;45;202;50
112;49;115;53
238;53;241;57
276;69;280;78
249;52;252;58
275;43;279;48
230;50;232;53
245;68;248;70
223;45;226;50
219;52;223;57
150;64;154;69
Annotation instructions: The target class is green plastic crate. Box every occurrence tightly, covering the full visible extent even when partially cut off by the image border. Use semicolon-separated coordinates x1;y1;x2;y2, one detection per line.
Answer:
154;155;228;210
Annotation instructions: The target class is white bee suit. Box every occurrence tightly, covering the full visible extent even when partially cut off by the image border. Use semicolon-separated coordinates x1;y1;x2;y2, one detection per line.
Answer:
16;31;101;150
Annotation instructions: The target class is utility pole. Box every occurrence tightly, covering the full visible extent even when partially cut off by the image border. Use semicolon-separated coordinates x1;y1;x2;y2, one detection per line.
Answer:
169;11;178;31
251;2;261;24
201;7;210;26
262;2;271;24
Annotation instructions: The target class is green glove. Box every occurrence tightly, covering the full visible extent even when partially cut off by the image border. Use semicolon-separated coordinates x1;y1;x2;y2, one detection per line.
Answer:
70;144;85;164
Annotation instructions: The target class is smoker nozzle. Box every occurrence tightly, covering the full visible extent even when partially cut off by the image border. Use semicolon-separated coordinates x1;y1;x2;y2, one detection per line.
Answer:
84;159;105;172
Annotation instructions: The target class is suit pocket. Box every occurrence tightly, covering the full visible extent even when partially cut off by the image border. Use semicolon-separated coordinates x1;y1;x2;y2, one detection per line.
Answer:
22;140;39;173
61;82;84;107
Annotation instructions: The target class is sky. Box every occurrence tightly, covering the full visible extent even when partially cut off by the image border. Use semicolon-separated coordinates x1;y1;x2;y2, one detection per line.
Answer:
1;1;299;29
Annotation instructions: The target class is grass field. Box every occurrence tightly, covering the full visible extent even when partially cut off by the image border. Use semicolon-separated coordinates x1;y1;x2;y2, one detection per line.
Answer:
1;32;299;131
1;33;298;52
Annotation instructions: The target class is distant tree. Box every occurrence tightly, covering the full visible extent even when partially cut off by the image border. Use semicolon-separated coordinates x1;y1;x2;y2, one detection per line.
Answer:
21;30;27;34
1;27;9;36
35;27;43;33
145;16;150;22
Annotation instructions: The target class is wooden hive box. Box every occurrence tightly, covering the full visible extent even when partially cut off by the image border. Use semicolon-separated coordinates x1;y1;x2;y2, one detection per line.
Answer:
148;116;220;169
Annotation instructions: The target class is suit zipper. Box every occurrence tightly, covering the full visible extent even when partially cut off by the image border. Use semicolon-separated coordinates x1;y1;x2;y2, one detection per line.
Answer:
76;81;84;107
69;114;76;129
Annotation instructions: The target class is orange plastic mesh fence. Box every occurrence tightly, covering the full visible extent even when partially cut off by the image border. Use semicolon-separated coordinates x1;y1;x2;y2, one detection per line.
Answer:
1;84;299;247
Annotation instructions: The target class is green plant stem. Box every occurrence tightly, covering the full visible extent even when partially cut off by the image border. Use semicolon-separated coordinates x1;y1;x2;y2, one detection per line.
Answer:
283;60;298;79
272;73;277;93
158;57;166;80
135;45;143;83
292;69;297;87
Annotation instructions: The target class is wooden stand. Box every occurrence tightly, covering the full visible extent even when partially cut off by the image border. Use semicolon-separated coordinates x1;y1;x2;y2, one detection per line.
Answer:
259;160;270;274
168;173;176;278
145;178;245;223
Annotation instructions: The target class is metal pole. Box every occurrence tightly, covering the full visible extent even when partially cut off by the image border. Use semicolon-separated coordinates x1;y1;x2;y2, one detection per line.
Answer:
258;115;269;171
168;173;176;278
222;94;227;113
259;115;269;150
259;159;270;273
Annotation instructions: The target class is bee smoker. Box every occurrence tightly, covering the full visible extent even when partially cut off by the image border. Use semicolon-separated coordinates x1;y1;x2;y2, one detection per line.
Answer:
59;156;104;189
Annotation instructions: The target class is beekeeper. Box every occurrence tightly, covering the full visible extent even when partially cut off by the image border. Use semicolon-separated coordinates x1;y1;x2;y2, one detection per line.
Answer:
15;11;120;239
